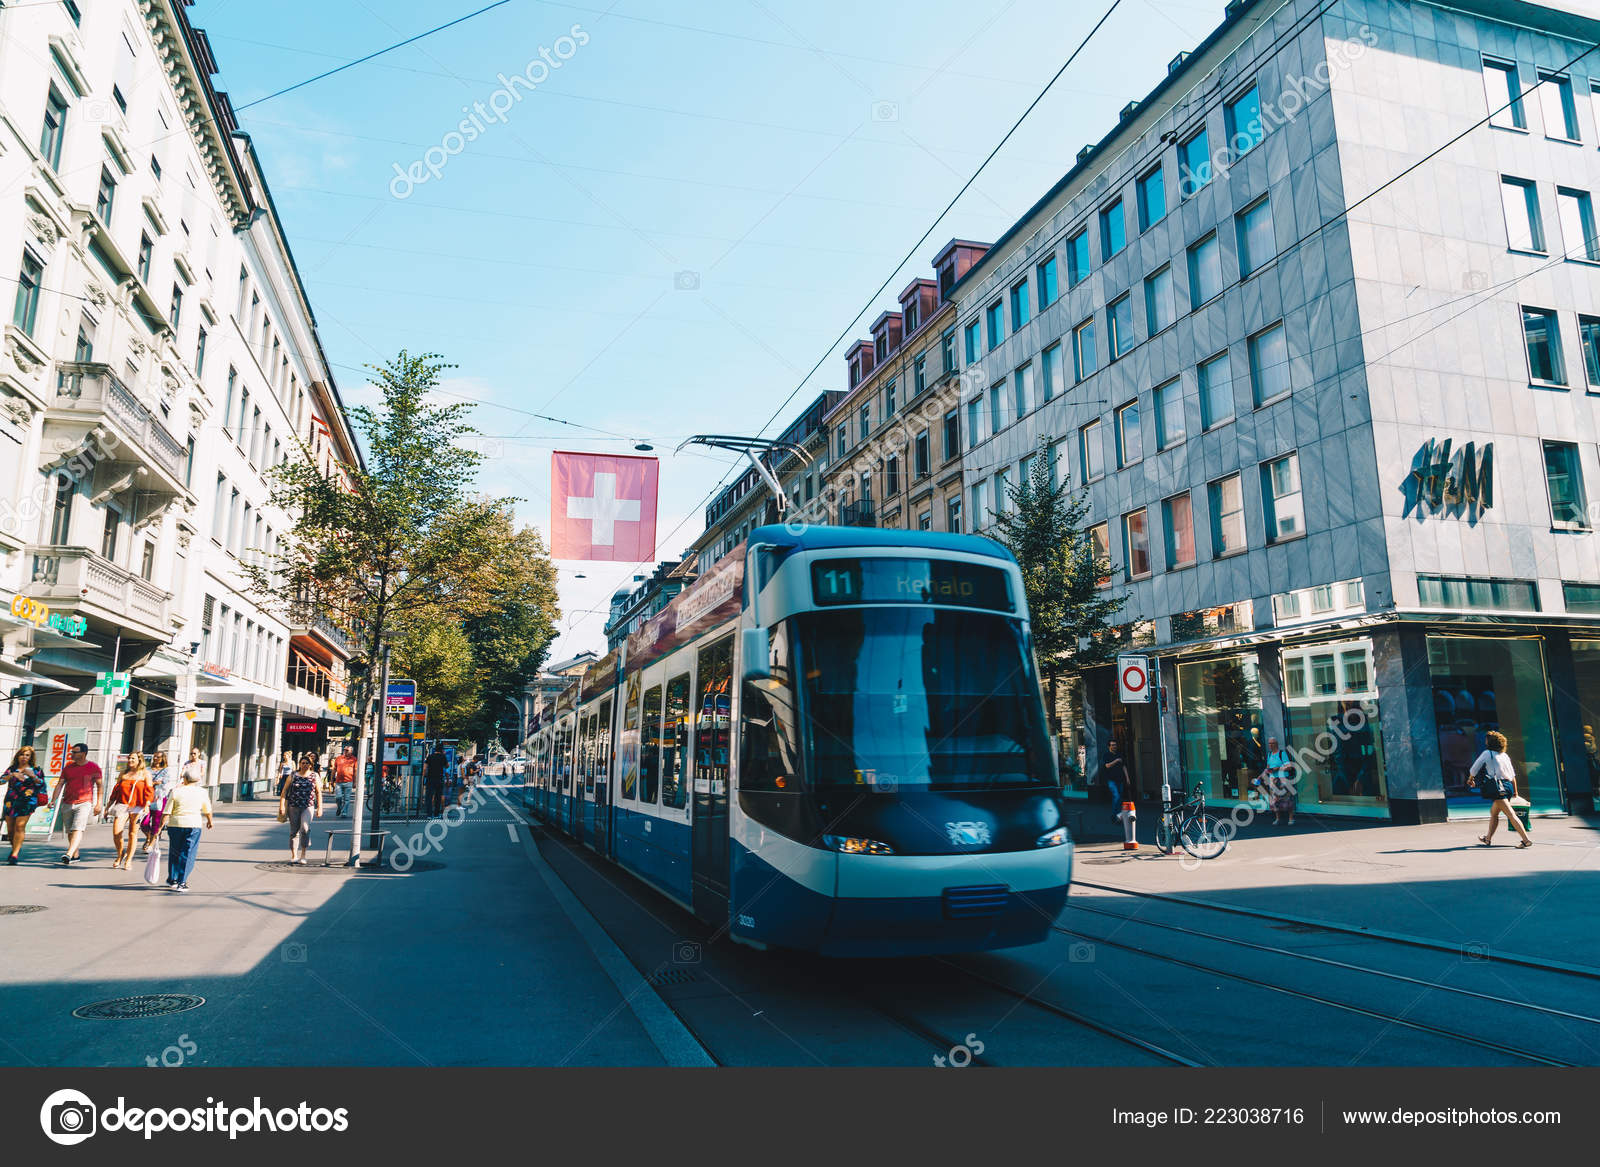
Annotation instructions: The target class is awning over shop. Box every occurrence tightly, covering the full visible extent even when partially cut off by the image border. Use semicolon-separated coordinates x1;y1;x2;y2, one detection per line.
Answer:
0;657;77;693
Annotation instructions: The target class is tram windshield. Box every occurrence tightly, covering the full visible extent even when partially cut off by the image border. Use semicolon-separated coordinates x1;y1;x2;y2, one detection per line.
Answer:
794;607;1055;791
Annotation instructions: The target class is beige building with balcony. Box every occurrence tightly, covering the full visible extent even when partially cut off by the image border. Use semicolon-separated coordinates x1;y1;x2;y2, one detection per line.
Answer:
820;241;988;534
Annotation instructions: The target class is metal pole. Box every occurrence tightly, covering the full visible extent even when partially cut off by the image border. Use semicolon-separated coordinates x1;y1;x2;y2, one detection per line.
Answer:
346;643;385;867
371;645;391;841
98;635;122;787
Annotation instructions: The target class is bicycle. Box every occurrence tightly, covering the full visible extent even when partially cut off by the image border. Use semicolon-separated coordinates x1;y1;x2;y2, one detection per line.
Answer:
1153;783;1230;859
364;776;404;816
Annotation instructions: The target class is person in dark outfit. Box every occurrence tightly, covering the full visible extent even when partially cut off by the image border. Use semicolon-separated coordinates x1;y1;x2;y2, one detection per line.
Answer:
424;747;447;817
1101;739;1132;811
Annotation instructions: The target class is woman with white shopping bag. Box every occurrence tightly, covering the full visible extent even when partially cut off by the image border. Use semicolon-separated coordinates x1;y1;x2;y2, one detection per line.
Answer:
1468;730;1533;848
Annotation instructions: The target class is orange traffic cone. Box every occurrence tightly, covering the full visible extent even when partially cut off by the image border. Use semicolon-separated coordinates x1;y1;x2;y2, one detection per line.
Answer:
1120;801;1138;851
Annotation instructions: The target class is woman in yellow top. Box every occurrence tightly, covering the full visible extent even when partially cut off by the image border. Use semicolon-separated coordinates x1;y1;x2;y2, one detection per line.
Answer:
107;753;154;871
162;769;214;892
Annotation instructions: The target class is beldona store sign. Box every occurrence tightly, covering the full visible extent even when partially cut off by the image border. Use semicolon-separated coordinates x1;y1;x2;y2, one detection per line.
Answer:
1410;438;1493;512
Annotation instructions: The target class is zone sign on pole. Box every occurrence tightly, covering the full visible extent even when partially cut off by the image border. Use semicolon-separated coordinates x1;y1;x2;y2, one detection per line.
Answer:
1117;655;1150;704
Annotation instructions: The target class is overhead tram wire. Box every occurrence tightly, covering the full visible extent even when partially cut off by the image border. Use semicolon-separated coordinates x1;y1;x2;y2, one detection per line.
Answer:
561;13;1600;636
230;1;514;112
561;0;1133;624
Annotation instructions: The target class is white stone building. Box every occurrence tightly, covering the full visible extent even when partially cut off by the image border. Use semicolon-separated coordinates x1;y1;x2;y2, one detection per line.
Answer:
0;0;359;801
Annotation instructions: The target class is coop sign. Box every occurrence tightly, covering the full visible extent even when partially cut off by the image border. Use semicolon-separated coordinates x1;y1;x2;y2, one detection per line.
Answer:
1410;438;1493;511
9;594;87;638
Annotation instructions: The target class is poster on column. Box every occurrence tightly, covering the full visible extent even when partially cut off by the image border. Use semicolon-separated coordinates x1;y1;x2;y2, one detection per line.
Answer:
30;726;86;836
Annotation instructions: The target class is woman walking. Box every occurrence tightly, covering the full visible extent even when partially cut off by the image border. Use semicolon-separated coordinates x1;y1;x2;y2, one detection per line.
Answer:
162;767;214;892
1469;730;1533;848
3;747;49;865
276;750;295;797
142;751;175;854
107;753;154;870
279;754;322;864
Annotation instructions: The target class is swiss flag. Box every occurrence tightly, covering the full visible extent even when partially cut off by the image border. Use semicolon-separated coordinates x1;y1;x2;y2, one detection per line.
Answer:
550;451;659;562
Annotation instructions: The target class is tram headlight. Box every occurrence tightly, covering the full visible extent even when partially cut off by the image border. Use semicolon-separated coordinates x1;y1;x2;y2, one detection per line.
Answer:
1035;827;1070;848
822;834;895;855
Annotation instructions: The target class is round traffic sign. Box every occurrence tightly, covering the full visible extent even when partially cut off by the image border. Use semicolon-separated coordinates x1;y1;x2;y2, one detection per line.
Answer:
1121;661;1148;694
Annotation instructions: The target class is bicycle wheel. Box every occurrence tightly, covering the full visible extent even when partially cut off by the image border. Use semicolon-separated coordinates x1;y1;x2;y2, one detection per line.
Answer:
1153;816;1177;855
1178;814;1230;859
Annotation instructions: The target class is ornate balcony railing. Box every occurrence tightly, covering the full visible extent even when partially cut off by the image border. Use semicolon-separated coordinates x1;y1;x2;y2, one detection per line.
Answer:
26;545;171;637
840;499;875;527
53;362;186;482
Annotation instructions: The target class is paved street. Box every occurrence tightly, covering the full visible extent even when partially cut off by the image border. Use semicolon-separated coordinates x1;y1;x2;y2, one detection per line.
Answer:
0;779;692;1067
7;775;1596;1067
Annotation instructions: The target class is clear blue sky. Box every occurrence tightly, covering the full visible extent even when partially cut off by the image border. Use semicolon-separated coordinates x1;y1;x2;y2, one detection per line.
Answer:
198;0;1221;659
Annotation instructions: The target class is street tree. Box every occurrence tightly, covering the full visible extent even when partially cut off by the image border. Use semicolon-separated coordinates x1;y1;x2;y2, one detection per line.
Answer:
991;441;1127;781
243;351;541;846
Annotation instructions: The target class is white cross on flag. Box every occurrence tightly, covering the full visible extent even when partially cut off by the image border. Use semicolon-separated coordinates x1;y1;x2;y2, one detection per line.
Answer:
550;450;659;562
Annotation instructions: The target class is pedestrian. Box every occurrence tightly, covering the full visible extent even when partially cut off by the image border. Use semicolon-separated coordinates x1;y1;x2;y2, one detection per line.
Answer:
1469;730;1532;848
141;751;173;854
279;754;322;864
50;742;102;865
180;747;207;787
3;746;49;865
107;753;154;870
424;745;447;817
277;750;295;796
162;766;214;891
331;746;356;818
1100;739;1131;817
1253;736;1298;826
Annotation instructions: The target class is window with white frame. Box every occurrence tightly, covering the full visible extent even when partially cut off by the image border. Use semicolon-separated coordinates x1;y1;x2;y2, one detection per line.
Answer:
1261;452;1304;542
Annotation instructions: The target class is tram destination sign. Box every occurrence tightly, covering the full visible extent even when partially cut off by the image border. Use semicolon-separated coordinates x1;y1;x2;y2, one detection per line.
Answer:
811;558;1014;612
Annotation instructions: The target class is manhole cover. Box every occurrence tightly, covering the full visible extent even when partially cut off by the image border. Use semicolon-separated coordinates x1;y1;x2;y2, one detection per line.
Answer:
73;994;204;1020
648;967;701;986
0;905;46;915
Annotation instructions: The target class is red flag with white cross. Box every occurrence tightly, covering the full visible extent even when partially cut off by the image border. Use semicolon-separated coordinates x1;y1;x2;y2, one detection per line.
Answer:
549;451;659;562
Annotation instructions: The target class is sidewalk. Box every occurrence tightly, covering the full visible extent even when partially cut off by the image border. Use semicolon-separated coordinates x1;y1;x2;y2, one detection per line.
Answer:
1073;812;1600;970
0;786;695;1067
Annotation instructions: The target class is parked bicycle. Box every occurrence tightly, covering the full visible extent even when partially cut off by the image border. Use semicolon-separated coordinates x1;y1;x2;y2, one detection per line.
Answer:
364;775;404;816
1153;782;1230;859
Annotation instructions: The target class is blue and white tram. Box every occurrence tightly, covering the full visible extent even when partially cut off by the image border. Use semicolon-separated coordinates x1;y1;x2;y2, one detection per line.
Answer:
534;525;1073;957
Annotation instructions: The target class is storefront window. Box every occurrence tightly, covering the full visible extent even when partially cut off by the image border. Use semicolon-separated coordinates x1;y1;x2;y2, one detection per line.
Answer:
1281;639;1386;808
1048;675;1087;792
1428;635;1561;813
1567;640;1600;801
1177;655;1263;801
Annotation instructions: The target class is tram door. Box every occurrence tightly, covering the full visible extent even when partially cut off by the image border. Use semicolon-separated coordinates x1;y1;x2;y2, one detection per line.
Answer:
589;699;612;856
691;637;733;923
575;712;594;847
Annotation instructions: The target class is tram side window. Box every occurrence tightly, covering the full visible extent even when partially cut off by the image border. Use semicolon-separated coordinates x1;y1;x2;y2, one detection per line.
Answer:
740;622;798;793
741;686;802;793
641;684;663;804
579;714;594;792
620;685;640;800
661;674;690;809
695;637;733;790
596;699;612;796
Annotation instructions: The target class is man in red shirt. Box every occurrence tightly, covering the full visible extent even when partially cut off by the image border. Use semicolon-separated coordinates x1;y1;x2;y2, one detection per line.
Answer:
51;742;102;865
331;747;357;818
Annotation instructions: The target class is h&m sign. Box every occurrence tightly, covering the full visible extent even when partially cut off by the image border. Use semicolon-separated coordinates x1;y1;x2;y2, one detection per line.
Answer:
1409;438;1493;512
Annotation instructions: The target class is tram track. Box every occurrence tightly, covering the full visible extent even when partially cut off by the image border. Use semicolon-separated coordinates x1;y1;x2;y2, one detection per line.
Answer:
1063;896;1600;1029
1072;878;1600;981
526;814;1196;1066
1047;911;1580;1067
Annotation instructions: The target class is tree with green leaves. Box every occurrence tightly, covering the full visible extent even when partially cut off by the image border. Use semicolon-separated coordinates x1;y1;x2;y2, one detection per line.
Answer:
244;351;558;849
991;441;1128;780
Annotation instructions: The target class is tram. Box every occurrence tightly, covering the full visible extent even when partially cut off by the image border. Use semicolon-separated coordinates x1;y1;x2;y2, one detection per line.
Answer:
526;525;1073;957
